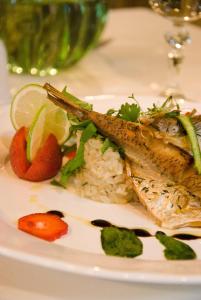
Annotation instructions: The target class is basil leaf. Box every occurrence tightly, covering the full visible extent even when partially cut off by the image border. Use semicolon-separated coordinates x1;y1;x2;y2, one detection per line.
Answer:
62;87;93;111
56;122;97;187
79;122;97;143
156;231;196;260
101;227;143;258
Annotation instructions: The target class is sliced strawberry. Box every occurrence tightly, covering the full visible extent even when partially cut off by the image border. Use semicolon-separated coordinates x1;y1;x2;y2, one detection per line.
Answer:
24;134;62;181
66;150;76;160
10;127;62;182
18;213;68;242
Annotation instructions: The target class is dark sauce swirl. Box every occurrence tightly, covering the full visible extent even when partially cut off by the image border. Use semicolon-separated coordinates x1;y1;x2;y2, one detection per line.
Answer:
91;219;201;240
173;233;200;240
91;219;112;228
47;210;65;218
91;219;151;237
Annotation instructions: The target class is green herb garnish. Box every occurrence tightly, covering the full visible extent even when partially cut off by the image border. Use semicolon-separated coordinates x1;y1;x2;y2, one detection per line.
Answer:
156;231;196;260
146;96;180;118
52;122;97;188
106;94;140;122
61;144;77;156
101;138;118;154
165;110;180;118
106;108;117;116
62;87;93;111
117;102;140;122
70;120;92;132
101;227;143;258
64;120;91;144
177;115;201;174
101;138;125;157
66;112;79;124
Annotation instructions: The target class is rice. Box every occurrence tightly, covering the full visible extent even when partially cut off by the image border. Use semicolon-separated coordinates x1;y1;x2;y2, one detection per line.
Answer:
68;133;134;204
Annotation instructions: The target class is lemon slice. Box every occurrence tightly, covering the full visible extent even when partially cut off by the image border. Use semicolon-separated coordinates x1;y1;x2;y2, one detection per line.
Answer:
10;84;71;145
10;84;47;130
26;105;47;162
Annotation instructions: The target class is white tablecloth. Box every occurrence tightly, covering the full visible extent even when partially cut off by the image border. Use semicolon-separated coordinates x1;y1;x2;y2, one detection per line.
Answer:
1;8;201;300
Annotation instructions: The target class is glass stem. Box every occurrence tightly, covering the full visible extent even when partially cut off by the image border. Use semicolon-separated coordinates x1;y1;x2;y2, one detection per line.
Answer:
163;22;191;99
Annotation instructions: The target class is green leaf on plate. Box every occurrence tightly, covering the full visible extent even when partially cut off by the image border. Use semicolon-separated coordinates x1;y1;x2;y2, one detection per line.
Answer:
101;227;143;258
156;231;196;260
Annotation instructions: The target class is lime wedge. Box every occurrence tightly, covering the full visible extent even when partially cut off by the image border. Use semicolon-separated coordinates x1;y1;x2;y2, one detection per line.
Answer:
10;84;47;130
10;84;71;145
26;105;47;162
44;102;70;145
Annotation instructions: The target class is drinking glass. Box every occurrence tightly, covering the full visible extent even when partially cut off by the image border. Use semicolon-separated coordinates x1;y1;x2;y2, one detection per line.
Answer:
0;0;108;76
149;0;201;102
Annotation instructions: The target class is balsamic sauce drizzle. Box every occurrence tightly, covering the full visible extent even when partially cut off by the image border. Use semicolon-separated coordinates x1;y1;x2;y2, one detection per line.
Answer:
47;210;65;218
91;219;201;240
172;233;200;240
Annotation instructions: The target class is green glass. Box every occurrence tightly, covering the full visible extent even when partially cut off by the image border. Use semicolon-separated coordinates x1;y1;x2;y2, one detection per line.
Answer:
0;0;108;76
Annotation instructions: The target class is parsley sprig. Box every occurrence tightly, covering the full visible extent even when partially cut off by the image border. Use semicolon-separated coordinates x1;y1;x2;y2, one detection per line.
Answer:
106;94;141;122
117;102;140;122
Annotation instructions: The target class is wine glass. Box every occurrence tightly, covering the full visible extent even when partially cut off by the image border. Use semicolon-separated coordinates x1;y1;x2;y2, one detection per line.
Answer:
149;0;201;102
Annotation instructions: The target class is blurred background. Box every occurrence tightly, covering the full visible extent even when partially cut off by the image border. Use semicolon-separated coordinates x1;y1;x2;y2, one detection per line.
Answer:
109;0;148;8
1;0;200;77
109;0;201;25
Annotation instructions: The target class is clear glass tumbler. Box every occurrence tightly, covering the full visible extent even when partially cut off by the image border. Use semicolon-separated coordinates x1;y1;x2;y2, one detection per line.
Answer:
0;0;108;76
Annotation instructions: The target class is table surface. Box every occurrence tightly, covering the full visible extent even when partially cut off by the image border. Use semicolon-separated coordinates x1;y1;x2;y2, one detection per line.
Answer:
1;8;201;300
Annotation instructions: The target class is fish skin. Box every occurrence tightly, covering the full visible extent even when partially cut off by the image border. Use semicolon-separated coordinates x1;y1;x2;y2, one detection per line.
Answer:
180;168;201;199
44;83;191;182
126;161;201;229
43;83;201;229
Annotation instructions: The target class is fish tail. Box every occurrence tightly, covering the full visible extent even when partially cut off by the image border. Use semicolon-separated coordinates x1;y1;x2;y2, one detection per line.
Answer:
43;83;90;121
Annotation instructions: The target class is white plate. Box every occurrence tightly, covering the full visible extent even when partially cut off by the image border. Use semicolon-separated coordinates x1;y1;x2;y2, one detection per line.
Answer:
1;95;201;285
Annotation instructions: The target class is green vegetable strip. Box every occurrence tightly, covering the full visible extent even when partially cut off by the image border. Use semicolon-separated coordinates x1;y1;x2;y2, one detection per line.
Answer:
178;115;201;174
58;122;97;187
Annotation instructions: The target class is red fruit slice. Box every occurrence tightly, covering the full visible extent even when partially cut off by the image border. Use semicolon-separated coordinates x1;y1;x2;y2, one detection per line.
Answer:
10;127;62;182
18;213;68;241
10;127;31;178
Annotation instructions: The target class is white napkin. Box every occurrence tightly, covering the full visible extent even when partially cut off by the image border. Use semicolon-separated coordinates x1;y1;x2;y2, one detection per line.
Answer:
0;41;10;104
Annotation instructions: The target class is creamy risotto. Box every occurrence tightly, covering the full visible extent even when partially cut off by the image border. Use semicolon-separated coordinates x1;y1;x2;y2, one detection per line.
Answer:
68;134;133;203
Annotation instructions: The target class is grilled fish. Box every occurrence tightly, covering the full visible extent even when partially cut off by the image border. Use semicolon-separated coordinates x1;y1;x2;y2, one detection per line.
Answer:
43;83;201;229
